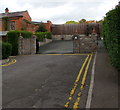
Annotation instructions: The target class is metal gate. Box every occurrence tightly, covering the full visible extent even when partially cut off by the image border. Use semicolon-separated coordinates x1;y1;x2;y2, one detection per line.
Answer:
73;35;80;53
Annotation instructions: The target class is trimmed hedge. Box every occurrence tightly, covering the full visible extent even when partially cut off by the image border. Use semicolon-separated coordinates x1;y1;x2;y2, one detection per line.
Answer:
35;32;52;42
46;32;52;39
0;42;12;59
102;5;120;70
6;30;33;55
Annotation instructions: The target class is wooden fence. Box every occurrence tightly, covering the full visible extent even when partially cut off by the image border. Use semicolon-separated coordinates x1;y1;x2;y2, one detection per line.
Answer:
51;23;101;35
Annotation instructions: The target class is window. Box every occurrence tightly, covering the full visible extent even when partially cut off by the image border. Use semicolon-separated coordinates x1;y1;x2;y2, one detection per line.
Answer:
10;21;15;30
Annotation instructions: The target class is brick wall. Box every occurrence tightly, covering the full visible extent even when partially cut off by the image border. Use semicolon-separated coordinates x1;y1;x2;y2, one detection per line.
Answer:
26;24;39;32
26;21;52;32
44;21;52;32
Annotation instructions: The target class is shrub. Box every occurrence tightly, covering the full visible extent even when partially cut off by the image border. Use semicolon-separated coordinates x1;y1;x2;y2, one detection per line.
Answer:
7;31;19;55
20;31;32;38
35;32;45;42
0;41;12;59
35;32;52;42
46;32;52;39
102;5;120;70
36;22;47;32
6;30;32;55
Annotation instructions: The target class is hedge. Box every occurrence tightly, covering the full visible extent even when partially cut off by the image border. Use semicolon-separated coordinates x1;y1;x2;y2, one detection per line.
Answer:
46;32;52;39
102;5;120;70
35;32;52;41
6;30;32;55
0;41;12;59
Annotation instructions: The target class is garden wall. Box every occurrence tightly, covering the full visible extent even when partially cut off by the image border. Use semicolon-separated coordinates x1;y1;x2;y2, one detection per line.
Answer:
19;35;36;55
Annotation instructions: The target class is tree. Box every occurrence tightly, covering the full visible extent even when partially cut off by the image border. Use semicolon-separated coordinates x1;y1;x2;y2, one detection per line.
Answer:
65;21;79;24
96;20;103;23
79;19;86;23
36;22;47;32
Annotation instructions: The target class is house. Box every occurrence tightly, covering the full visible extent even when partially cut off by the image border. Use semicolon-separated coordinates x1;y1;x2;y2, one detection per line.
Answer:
0;8;32;31
0;8;52;32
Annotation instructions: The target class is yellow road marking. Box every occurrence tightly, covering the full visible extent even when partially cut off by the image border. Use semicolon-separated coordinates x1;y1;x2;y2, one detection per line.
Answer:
73;54;93;109
1;59;16;67
19;53;92;56
64;55;90;108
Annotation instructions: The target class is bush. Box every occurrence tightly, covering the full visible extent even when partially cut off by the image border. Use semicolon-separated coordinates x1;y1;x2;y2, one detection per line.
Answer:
35;32;52;42
46;32;52;39
35;32;45;42
0;42;12;59
6;30;32;55
20;31;32;38
36;22;47;32
102;5;120;70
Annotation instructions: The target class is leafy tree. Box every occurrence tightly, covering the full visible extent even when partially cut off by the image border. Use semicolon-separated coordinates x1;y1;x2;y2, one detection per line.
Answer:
36;22;47;32
79;19;86;23
65;21;78;24
96;20;103;23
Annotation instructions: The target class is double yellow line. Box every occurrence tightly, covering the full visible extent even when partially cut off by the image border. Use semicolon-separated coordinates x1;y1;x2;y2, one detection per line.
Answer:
64;54;93;109
0;59;16;67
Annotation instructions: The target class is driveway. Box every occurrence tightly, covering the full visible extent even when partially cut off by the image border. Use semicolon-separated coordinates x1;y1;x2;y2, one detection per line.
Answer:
2;54;93;108
38;40;73;54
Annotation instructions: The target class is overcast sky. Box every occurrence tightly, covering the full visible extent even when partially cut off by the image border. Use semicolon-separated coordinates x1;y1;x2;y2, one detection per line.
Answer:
0;0;119;24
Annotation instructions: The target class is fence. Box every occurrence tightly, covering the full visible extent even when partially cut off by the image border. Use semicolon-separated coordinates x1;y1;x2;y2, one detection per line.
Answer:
51;23;101;35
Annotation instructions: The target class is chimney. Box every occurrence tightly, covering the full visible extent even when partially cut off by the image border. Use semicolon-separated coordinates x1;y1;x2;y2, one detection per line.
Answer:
47;20;52;24
5;8;9;13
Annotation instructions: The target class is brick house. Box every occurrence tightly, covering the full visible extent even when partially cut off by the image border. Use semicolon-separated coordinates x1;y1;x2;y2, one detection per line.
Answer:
0;8;52;32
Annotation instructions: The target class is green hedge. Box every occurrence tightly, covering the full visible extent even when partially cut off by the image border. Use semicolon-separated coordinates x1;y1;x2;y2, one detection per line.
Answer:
6;30;32;55
46;32;52;39
35;32;52;42
102;5;120;70
0;42;12;59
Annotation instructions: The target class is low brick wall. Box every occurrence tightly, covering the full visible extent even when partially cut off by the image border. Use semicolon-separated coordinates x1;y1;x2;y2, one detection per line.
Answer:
19;35;36;55
39;39;52;46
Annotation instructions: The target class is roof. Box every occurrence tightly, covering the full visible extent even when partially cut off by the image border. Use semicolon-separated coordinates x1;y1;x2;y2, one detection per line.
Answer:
0;31;8;36
31;21;41;24
0;11;27;18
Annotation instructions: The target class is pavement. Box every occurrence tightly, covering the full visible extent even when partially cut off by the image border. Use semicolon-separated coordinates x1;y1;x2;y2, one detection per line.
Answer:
90;41;119;109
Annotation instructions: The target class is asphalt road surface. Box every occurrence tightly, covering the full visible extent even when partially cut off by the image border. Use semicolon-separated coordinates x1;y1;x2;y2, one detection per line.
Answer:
38;40;73;54
2;54;93;109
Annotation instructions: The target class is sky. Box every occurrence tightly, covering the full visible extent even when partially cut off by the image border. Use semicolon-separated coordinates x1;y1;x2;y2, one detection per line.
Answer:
0;0;119;24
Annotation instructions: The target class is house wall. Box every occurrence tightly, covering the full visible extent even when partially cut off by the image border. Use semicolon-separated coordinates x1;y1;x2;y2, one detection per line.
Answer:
0;19;3;31
22;11;32;21
26;22;52;32
44;21;52;32
26;24;39;32
0;10;52;32
9;17;23;30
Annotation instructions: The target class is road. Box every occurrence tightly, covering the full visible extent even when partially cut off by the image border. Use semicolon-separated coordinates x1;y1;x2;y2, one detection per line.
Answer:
38;40;73;54
3;55;91;108
2;53;93;109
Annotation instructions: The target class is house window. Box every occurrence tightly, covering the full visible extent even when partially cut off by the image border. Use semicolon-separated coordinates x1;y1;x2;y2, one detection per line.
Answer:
10;21;15;30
